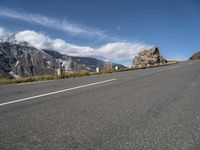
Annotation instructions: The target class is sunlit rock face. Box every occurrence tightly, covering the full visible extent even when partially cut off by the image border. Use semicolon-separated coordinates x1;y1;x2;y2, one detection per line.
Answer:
133;47;167;67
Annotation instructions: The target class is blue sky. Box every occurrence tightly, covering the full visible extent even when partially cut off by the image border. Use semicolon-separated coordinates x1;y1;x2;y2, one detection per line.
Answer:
0;0;200;65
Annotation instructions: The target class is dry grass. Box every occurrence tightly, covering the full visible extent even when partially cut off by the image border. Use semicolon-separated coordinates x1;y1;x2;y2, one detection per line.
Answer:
0;62;179;85
0;71;92;85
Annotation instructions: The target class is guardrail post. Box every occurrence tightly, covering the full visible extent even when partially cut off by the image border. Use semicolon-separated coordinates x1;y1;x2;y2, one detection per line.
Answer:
115;66;119;71
96;67;100;73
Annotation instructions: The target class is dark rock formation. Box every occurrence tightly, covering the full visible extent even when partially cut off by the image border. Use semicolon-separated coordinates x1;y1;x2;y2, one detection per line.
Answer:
133;47;167;67
190;51;200;60
0;42;58;78
0;42;125;78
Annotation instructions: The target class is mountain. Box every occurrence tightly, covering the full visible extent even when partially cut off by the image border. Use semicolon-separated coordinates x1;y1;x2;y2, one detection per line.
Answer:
190;51;200;60
133;47;167;67
0;40;125;79
43;50;125;72
0;42;58;78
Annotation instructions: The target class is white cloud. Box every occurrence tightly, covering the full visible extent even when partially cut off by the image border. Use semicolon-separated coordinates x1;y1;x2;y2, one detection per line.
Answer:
0;26;12;38
10;30;152;64
11;30;94;56
96;42;152;61
0;8;116;41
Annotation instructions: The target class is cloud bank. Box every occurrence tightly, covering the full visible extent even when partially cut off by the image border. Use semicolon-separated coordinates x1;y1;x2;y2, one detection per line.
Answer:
10;30;152;63
0;8;115;41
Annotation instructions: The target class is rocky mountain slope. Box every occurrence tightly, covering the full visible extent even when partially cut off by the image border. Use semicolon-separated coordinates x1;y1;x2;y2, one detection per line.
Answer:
0;41;125;78
190;51;200;60
133;47;167;67
0;42;58;78
43;50;125;72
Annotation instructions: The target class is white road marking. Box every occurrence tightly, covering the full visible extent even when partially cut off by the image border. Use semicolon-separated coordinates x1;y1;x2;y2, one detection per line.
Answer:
17;80;54;85
167;66;180;70
0;78;117;107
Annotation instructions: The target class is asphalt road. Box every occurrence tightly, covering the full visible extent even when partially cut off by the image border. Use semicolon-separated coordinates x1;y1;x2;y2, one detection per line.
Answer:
0;61;200;150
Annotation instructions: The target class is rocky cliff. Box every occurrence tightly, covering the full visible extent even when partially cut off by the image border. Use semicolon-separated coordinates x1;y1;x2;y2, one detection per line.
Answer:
133;47;167;67
190;51;200;60
0;42;58;78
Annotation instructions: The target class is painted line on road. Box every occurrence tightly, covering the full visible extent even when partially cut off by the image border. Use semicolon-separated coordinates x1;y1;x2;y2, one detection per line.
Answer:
167;66;180;70
0;78;117;107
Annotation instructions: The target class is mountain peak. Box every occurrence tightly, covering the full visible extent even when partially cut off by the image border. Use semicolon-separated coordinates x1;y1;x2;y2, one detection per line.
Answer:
6;31;40;48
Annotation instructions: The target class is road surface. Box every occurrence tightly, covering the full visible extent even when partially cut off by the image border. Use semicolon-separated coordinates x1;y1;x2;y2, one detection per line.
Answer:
0;61;200;150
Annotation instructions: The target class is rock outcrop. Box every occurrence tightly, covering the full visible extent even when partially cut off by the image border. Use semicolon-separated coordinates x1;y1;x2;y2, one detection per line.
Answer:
190;51;200;60
133;47;167;67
